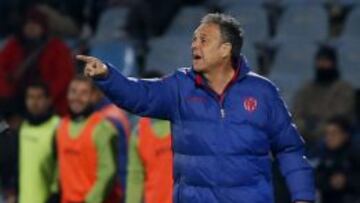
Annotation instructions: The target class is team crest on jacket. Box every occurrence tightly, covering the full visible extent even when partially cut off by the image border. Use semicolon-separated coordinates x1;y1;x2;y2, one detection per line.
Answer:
243;97;257;112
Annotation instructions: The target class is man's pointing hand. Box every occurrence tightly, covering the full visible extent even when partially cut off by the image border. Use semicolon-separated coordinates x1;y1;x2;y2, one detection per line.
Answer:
76;55;109;79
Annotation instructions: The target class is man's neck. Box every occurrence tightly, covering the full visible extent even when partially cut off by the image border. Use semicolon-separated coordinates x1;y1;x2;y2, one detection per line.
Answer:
26;110;53;126
204;60;236;95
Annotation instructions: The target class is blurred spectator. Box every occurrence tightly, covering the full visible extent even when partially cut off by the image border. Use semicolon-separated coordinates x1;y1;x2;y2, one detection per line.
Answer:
35;4;80;37
0;0;83;38
0;7;75;116
292;46;355;148
316;117;360;203
126;118;172;203
18;83;59;203
92;87;131;201
56;76;121;203
126;71;172;203
0;115;18;203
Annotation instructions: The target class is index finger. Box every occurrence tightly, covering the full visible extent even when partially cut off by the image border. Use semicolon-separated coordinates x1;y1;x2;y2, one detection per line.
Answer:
76;55;96;63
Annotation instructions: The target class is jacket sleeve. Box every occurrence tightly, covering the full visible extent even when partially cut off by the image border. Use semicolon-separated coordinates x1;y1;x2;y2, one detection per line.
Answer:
94;63;178;120
267;85;315;202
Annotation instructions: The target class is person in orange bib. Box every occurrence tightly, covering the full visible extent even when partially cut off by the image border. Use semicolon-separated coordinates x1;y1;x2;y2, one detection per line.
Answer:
126;117;173;203
56;76;121;203
91;87;131;196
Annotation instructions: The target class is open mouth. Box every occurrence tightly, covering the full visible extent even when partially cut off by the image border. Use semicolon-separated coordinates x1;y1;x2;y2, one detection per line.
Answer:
193;54;202;60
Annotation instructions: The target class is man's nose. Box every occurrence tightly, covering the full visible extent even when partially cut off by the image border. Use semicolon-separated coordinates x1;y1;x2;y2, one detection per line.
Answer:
191;41;198;51
193;36;201;46
191;42;196;50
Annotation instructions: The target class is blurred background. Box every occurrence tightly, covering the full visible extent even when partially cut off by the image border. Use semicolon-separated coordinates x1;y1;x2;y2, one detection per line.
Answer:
0;0;360;203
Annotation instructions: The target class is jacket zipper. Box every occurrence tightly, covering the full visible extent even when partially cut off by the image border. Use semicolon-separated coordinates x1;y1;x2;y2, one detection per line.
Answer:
219;93;226;119
196;68;239;119
220;108;225;118
202;85;227;119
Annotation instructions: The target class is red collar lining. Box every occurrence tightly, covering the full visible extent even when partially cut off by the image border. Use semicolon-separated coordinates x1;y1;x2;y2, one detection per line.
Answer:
195;66;240;100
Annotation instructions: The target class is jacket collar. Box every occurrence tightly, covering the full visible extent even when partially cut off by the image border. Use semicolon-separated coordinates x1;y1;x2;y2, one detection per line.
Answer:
191;55;251;86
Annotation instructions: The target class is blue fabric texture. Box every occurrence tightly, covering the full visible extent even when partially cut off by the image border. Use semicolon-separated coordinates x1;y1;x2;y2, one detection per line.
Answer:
95;56;315;203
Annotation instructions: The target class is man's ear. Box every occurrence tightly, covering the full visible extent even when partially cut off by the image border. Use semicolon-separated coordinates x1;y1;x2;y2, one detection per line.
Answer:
221;42;232;59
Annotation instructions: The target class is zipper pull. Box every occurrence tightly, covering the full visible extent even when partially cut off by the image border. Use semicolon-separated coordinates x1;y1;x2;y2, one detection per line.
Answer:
220;108;225;118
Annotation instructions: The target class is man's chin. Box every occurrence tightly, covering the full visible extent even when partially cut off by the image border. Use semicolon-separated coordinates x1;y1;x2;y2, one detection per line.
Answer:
69;105;94;120
69;107;84;115
192;64;204;72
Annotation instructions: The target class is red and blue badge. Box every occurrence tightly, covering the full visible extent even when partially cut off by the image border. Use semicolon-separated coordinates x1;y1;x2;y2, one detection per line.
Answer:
243;97;257;112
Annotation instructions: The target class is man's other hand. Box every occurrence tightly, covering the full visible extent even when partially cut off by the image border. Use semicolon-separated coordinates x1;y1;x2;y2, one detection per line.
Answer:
76;55;109;79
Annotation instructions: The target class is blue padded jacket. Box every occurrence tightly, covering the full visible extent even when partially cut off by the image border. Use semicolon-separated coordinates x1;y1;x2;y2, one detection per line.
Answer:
95;56;315;203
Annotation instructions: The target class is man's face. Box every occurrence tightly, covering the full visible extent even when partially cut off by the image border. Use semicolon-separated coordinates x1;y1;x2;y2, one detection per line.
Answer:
192;23;230;72
324;124;348;150
26;87;51;116
67;80;93;114
316;57;334;70
23;21;44;40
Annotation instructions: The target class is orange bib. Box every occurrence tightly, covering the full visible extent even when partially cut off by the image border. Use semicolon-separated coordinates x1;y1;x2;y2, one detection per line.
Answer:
99;104;131;139
138;118;173;203
57;113;121;203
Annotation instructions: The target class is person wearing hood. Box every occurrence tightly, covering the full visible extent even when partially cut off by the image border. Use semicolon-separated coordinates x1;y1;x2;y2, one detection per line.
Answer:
18;82;59;203
292;46;355;150
55;76;122;203
0;7;74;116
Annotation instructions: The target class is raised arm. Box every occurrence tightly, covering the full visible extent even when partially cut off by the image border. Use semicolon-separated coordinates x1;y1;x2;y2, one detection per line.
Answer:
77;55;177;120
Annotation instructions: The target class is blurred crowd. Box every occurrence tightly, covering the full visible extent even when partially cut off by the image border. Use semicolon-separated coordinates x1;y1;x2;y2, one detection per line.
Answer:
0;0;359;203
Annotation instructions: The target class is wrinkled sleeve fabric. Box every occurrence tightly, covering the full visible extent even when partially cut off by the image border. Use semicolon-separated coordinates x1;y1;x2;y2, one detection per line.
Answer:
267;84;315;203
94;63;178;120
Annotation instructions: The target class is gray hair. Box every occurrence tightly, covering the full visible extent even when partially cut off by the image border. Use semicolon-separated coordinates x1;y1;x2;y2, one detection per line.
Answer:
201;13;244;62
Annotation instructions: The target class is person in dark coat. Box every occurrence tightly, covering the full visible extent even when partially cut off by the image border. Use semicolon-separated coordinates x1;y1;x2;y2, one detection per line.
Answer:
0;7;75;116
316;117;360;203
0;115;18;203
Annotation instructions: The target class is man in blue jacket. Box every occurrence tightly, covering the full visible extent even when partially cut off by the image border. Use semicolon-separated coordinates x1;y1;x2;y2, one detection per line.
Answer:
77;13;315;203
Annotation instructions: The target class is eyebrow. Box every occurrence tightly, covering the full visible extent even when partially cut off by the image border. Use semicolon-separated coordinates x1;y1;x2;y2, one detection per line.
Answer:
193;32;207;38
199;33;207;38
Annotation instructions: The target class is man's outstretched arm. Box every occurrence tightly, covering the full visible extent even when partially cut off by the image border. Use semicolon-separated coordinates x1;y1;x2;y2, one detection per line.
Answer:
77;55;177;120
